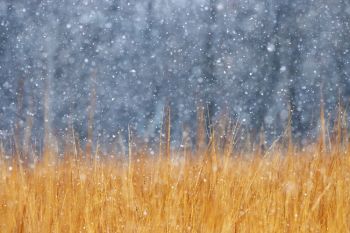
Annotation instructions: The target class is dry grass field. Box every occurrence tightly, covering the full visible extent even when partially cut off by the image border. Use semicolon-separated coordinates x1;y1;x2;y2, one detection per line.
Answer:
1;115;350;232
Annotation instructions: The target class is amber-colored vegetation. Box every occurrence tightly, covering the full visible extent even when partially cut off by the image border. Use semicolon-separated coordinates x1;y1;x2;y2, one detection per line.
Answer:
1;109;350;232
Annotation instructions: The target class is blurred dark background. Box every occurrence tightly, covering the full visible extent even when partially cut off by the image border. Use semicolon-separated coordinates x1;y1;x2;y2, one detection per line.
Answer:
0;0;349;150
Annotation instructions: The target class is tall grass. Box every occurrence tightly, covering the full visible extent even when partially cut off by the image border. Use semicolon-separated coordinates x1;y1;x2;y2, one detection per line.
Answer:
1;112;350;232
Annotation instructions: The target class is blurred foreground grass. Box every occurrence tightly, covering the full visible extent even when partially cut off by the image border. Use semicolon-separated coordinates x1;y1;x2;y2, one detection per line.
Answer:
0;141;350;232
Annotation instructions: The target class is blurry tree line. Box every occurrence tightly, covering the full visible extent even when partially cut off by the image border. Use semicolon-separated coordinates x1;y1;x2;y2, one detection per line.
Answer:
0;0;349;150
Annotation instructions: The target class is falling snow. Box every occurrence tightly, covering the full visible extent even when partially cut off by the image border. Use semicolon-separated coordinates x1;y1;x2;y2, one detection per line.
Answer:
0;0;349;148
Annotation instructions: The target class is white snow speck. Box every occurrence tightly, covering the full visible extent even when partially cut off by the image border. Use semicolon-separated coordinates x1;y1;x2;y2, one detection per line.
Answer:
267;43;275;52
